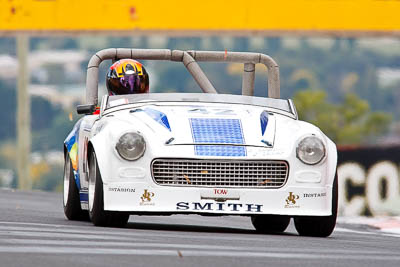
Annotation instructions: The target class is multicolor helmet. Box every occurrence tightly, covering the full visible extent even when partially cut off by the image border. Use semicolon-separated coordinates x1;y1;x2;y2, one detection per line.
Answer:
106;59;149;95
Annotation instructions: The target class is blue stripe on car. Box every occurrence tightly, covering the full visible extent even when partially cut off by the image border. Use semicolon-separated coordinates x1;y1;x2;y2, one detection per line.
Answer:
260;110;269;136
190;118;246;156
143;108;171;131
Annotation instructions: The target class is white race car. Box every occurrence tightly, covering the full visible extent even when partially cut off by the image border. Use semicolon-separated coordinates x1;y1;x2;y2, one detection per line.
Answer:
63;49;338;237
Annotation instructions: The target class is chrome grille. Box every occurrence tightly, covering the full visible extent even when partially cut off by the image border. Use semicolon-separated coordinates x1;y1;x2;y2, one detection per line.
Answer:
151;159;288;188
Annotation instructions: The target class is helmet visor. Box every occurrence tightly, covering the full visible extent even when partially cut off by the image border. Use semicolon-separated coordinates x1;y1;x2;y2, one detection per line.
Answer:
120;74;140;94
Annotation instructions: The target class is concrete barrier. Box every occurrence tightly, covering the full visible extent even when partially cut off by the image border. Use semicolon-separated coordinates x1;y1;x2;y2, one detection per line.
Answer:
338;145;400;216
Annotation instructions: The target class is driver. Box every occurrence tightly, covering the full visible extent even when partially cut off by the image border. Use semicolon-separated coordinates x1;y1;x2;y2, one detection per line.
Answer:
106;59;149;95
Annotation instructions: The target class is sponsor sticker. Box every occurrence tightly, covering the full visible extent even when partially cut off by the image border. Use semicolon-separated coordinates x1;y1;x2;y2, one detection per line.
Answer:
108;187;136;193
285;192;300;208
200;188;240;201
176;202;262;212
213;189;228;195
140;189;155;206
303;192;327;198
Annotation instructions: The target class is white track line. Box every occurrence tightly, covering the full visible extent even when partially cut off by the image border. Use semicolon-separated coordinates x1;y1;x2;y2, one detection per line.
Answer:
0;221;271;242
2;238;397;256
0;246;399;260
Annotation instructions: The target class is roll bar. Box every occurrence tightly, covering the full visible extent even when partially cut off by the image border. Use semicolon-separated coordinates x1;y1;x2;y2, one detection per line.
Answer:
86;49;280;105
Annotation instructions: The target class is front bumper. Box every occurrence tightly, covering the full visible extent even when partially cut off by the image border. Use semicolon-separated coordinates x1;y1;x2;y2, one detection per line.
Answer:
103;182;333;216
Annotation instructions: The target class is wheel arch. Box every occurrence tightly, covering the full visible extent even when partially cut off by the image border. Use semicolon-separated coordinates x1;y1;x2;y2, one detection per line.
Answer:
87;133;112;184
326;137;338;187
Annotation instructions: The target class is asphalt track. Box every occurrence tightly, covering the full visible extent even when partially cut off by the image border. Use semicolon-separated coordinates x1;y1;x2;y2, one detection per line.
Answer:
0;188;399;267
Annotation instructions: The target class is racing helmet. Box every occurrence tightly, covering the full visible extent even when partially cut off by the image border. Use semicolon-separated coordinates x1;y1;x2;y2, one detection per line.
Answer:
106;59;149;95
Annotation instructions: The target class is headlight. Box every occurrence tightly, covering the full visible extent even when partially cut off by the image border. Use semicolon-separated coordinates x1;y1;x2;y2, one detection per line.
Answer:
296;136;325;165
115;132;146;161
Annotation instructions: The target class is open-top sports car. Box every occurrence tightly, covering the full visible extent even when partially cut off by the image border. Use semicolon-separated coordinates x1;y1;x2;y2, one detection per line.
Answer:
64;49;337;237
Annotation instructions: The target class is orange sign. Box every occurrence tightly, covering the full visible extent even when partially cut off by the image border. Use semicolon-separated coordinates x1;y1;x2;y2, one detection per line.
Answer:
1;0;400;34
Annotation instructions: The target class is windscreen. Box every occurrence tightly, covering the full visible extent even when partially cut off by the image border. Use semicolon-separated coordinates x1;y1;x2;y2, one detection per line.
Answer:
106;93;294;115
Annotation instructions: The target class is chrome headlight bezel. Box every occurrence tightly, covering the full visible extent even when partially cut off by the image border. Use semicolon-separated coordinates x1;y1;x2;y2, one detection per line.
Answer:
115;132;146;161
296;135;326;165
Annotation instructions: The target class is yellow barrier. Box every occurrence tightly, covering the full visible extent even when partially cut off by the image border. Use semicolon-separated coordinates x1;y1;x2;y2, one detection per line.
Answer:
1;0;400;33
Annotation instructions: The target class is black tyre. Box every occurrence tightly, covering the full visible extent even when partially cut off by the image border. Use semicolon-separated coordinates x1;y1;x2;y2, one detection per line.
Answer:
294;172;338;237
63;152;87;220
88;151;129;227
251;215;290;233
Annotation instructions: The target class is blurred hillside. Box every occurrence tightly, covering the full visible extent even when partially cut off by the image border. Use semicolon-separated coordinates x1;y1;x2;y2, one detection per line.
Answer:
0;36;399;190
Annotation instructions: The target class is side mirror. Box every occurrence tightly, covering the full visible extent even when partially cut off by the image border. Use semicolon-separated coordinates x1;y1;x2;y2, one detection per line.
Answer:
77;104;96;115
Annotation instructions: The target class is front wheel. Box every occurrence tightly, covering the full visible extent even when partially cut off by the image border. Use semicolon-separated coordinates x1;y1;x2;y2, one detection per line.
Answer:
294;173;338;237
88;151;129;227
251;215;290;233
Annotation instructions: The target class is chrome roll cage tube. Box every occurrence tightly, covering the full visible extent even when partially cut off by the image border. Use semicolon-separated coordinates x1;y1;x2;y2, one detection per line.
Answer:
86;48;280;106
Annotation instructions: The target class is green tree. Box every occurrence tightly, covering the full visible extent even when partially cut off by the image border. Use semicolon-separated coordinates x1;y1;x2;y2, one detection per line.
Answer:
0;81;63;141
31;96;63;131
0;81;16;140
32;109;79;151
31;162;63;192
293;90;392;144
